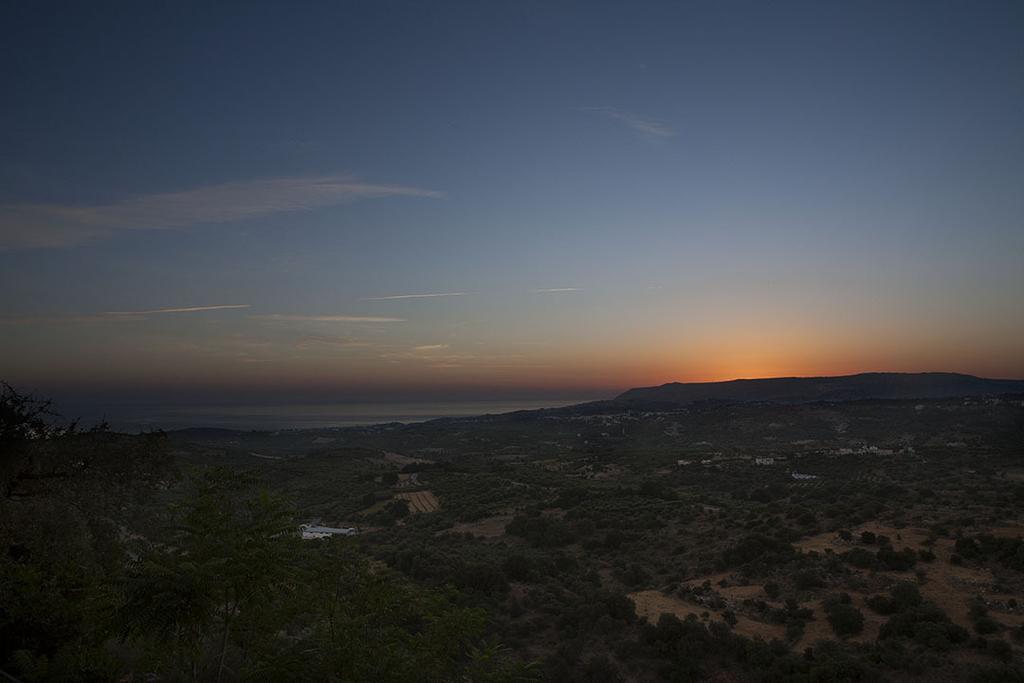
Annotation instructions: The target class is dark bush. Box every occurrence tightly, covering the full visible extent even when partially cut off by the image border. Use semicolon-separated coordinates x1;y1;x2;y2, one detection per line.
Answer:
975;616;1001;635
890;582;923;612
505;514;573;547
793;570;824;590
866;595;894;615
955;537;980;559
842;547;876;569
721;534;795;568
825;602;864;637
876;546;917;571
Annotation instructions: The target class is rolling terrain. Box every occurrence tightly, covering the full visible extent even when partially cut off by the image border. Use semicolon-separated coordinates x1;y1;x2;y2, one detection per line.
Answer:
155;386;1024;680
5;380;1024;681
617;372;1024;405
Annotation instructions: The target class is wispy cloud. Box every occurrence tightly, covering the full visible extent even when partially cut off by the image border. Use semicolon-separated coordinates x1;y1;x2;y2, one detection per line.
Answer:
534;287;581;293
252;314;405;323
0;175;442;249
0;304;249;324
361;292;467;301
296;335;372;348
104;304;251;316
588;107;675;139
380;344;475;368
413;344;450;352
0;314;132;325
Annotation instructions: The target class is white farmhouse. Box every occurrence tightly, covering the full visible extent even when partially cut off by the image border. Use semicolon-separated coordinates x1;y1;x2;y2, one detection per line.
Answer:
299;523;358;540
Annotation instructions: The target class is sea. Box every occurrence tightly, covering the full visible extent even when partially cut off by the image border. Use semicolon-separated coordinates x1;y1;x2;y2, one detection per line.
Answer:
82;399;590;432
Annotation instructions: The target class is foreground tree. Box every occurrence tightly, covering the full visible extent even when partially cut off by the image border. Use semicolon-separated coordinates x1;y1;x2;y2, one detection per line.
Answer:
121;468;534;681
121;468;296;681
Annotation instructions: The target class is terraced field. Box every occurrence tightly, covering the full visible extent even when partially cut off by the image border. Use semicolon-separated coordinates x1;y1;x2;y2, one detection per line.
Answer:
395;490;440;513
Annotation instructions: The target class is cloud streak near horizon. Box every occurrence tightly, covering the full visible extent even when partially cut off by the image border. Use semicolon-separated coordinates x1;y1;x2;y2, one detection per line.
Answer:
0;175;441;249
361;292;467;301
252;314;406;323
104;304;251;316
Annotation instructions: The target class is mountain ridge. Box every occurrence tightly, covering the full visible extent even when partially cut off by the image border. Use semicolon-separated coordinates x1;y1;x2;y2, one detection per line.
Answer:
615;372;1024;405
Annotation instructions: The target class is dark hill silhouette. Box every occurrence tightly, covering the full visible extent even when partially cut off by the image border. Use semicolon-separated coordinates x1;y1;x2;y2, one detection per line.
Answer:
616;372;1024;405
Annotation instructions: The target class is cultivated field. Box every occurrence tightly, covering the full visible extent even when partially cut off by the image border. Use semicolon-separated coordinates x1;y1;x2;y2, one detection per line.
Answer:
395;490;440;513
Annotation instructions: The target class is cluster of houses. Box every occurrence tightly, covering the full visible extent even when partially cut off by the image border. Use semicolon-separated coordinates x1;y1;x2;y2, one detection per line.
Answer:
676;454;787;467
673;453;822;480
833;445;895;456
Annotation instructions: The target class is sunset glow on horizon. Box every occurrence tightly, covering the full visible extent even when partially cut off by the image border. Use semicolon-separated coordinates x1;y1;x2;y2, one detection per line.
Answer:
2;2;1022;407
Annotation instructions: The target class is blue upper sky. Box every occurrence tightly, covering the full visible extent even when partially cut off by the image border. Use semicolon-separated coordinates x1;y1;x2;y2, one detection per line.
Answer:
1;1;1022;403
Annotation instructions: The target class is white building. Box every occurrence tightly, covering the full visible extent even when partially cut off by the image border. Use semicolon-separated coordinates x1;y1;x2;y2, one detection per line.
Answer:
300;523;358;540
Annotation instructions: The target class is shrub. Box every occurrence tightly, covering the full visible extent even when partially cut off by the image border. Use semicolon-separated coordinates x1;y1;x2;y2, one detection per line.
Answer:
989;639;1012;661
721;534;795;568
793;570;824;590
877;546;917;571
651;613;684;643
866;595;894;615
913;621;955;651
890;582;923;612
955;537;980;559
826;602;864;637
880;604;967;649
505;514;573;547
843;547;876;569
975;617;1001;635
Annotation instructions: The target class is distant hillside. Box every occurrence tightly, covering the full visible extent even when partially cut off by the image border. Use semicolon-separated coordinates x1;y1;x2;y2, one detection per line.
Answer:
616;372;1024;405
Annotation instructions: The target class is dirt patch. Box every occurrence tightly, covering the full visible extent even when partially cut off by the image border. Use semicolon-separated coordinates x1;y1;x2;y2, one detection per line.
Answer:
682;572;733;589
629;590;786;642
795;595;886;650
716;583;769;602
988;523;1024;539
445;514;514;538
794;523;931;555
914;540;995;627
357;498;392;516
630;589;705;623
794;523;1020;639
395;490;440;513
678;577;886;648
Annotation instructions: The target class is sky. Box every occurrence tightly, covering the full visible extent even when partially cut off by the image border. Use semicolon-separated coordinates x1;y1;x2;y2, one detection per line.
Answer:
1;0;1022;407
